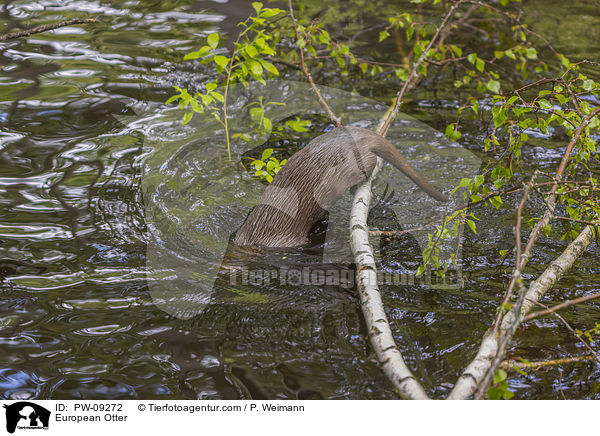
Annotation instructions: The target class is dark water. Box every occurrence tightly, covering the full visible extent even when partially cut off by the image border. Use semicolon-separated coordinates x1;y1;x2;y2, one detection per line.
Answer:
0;0;599;400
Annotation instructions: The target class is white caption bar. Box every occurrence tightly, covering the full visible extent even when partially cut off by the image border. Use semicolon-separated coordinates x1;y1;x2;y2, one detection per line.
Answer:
0;400;594;436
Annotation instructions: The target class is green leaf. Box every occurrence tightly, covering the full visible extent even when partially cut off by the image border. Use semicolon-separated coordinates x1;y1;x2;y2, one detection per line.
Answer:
252;2;262;14
445;124;462;141
476;58;485;72
165;94;180;105
493;369;507;384
213;55;229;71
285;118;311;132
556;94;568;104
379;30;390;42
200;94;214;106
525;47;538;59
210;91;224;103
490;195;503;209
252;160;265;169
184;46;210;60
207;33;219;50
492;106;508;128
262;117;272;132
507;95;519;105
262;60;279;77
487;387;502;400
190;98;202;112
244;45;258;58
261;148;273;161
249;107;263;120
249;60;263;79
182;112;193;125
232;133;252;142
394;67;408;81
466;219;477;234
486;80;501;94
260;8;281;18
450;45;462;57
542;223;551;236
537;99;552;109
318;30;331;44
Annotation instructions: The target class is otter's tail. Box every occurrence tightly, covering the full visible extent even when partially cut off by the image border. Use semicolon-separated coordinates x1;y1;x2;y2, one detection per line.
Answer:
372;138;448;202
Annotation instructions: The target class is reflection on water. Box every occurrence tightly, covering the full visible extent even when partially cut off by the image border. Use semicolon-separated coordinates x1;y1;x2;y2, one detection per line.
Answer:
0;0;599;400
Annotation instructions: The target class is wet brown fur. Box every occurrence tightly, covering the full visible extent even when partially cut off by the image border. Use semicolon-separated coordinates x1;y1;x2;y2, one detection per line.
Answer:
234;126;446;248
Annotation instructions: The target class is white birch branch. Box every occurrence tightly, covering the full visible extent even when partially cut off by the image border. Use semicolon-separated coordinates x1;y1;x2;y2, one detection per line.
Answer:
503;224;597;327
446;330;497;400
347;1;468;400
350;158;429;400
448;224;597;399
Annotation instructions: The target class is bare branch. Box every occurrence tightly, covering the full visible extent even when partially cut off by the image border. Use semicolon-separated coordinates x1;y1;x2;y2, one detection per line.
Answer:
0;18;96;42
525;292;600;321
500;355;597;372
546;307;598;359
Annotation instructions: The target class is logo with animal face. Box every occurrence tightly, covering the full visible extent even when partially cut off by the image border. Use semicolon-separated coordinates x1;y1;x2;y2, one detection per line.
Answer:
3;402;50;433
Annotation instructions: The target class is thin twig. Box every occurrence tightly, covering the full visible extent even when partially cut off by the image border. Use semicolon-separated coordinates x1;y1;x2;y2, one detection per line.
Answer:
492;173;538;332
0;18;96;42
464;0;560;58
525;292;600;321
515;176;535;272
532;301;599;359
500;355;597;372
287;0;341;126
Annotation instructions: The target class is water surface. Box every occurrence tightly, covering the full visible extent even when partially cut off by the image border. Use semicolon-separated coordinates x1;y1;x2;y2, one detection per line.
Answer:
0;0;599;399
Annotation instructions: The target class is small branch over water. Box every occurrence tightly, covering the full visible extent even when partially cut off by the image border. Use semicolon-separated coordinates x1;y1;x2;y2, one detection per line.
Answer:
0;18;96;42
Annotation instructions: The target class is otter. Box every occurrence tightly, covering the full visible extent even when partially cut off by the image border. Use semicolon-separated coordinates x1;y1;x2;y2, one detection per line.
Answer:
234;126;447;248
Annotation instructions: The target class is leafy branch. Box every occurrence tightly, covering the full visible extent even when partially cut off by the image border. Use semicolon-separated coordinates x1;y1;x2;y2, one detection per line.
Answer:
166;2;283;160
